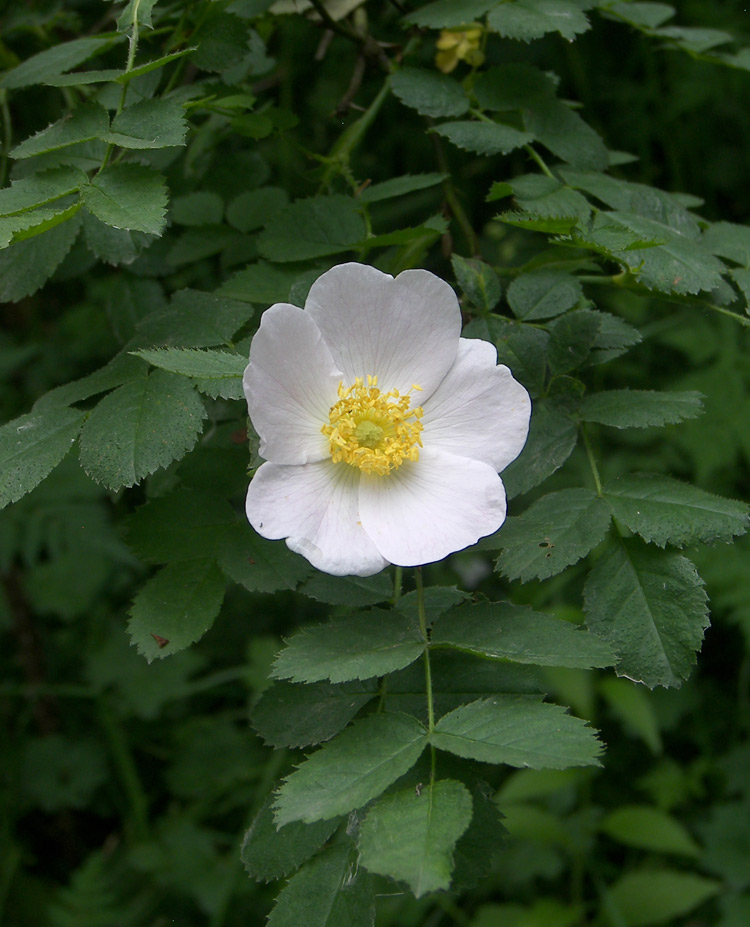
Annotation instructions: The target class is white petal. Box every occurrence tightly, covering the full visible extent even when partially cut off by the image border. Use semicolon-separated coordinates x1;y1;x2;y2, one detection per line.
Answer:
246;460;388;577
421;338;532;472
304;263;461;398
244;304;342;465
358;448;507;567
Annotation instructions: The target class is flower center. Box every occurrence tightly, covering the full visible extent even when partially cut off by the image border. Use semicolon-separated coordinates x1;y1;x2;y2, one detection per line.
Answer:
322;375;424;475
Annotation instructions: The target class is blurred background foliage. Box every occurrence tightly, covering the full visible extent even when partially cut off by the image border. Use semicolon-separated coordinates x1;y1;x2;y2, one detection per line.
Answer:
1;1;750;925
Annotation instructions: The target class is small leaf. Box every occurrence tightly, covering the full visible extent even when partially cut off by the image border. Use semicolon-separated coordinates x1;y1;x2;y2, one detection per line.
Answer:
603;473;749;547
0;36;120;89
218;261;302;304
578;389;703;428
133;347;246;385
274;712;427;825
359;780;473;897
258;195;366;262
0;166;84;218
359;173;447;204
107;98;187;149
487;0;591;43
0;407;85;509
242;794;341;882
0;214;82;302
431;696;602;769
584;539;709;688
607;869;720;927
128;559;226;661
267;844;375;927
600;805;701;857
82;164;168;235
271;611;424;684
117;0;159;32
251;679;377;749
402;0;498;28
451;255;501;312
496;488;612;581
433;121;533;156
432;600;614;669
507;269;583;320
390;68;469;118
172;192;225;227
524;97;607;170
547;309;602;374
78;369;205;490
11;102;109;158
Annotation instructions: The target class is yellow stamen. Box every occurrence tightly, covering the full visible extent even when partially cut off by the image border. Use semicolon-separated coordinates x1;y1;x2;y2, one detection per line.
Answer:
322;375;424;476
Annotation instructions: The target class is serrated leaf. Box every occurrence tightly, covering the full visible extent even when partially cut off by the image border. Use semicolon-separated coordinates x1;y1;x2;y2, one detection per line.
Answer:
267;844;374;927
11;102;109;159
507;269;583;320
0;36;120;89
297;572;393;606
117;0;159;32
467;315;549;397
1;203;81;249
359;173;446;204
547;309;602;374
451;782;507;891
604;2;675;30
578;389;703;428
272;611;424;684
433;121;533;156
473;63;558;109
218;261;302;304
33;353;145;411
607;869;720;927
496;488;612;581
603;474;749;547
82;210;153;265
500;211;579;234
251;679;377;749
489;173;591;222
242;795;342;882
81;164;167;234
217;522;311;594
402;0;497;28
501;401;578;498
390;68;469;118
432;600;614;669
583;539;709;688
487;0;591;42
132;288;254;349
0;407;85;509
600;805;700;857
258;195;366;262
133;348;246;385
128;558;226;660
524;98;607;170
588;311;642;365
359;780;472;897
0;214;82;302
431;696;602;768
107;98;187;149
0;167;84;218
703;220;750;266
274;712;427;825
78;369;205;489
451;255;501;312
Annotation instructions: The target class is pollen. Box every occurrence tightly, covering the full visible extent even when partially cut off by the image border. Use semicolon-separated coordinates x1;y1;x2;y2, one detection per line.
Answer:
322;375;424;475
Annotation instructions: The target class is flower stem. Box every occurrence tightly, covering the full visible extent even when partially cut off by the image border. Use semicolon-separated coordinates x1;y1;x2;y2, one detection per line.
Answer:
416;568;438;785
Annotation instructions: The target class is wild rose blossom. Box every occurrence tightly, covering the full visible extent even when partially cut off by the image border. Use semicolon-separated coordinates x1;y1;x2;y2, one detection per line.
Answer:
243;262;531;577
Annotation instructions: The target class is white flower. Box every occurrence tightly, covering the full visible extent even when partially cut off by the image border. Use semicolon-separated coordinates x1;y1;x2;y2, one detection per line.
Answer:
243;262;531;577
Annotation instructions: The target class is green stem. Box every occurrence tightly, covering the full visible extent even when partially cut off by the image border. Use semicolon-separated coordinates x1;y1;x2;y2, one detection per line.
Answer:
97;699;149;843
429;125;478;256
415;569;437;784
524;144;555;179
581;423;603;496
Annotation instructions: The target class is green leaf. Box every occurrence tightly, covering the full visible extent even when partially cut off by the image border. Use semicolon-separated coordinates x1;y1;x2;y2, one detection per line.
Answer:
133;288;254;349
297;572;393;606
218;261;303;304
11;102;109;158
588;311;642;365
107;98;187;149
607;869;720;927
402;0;498;28
359;780;472;897
547;308;602;374
496;488;612;581
451;781;507;891
507;269;583;320
487;0;591;42
217;523;311;594
603;474;749;547
500;211;579;234
1;202;82;249
81;211;153;265
172;192;225;227
524;98;607;170
432;600;614;669
81;164;168;235
78;369;205;489
466;315;549;397
451;255;501;312
267;844;374;927
0;213;82;302
274;712;427;825
33;353;145;411
258;195;366;262
0;407;85;509
0;36;120;89
600;805;701;857
604;2;675;29
133;348;246;389
431;696;602;768
251;679;377;749
390;68;469;118
117;0;160;32
501;401;578;498
578;388;703;428
0;166;84;218
583;539;709;688
359;173;447;204
655;25;733;53
226;188;288;232
128;559;226;661
599;677;662;754
272;611;424;684
473;63;558;109
703;220;750;266
242;794;342;882
488;173;591;222
432;121;534;156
